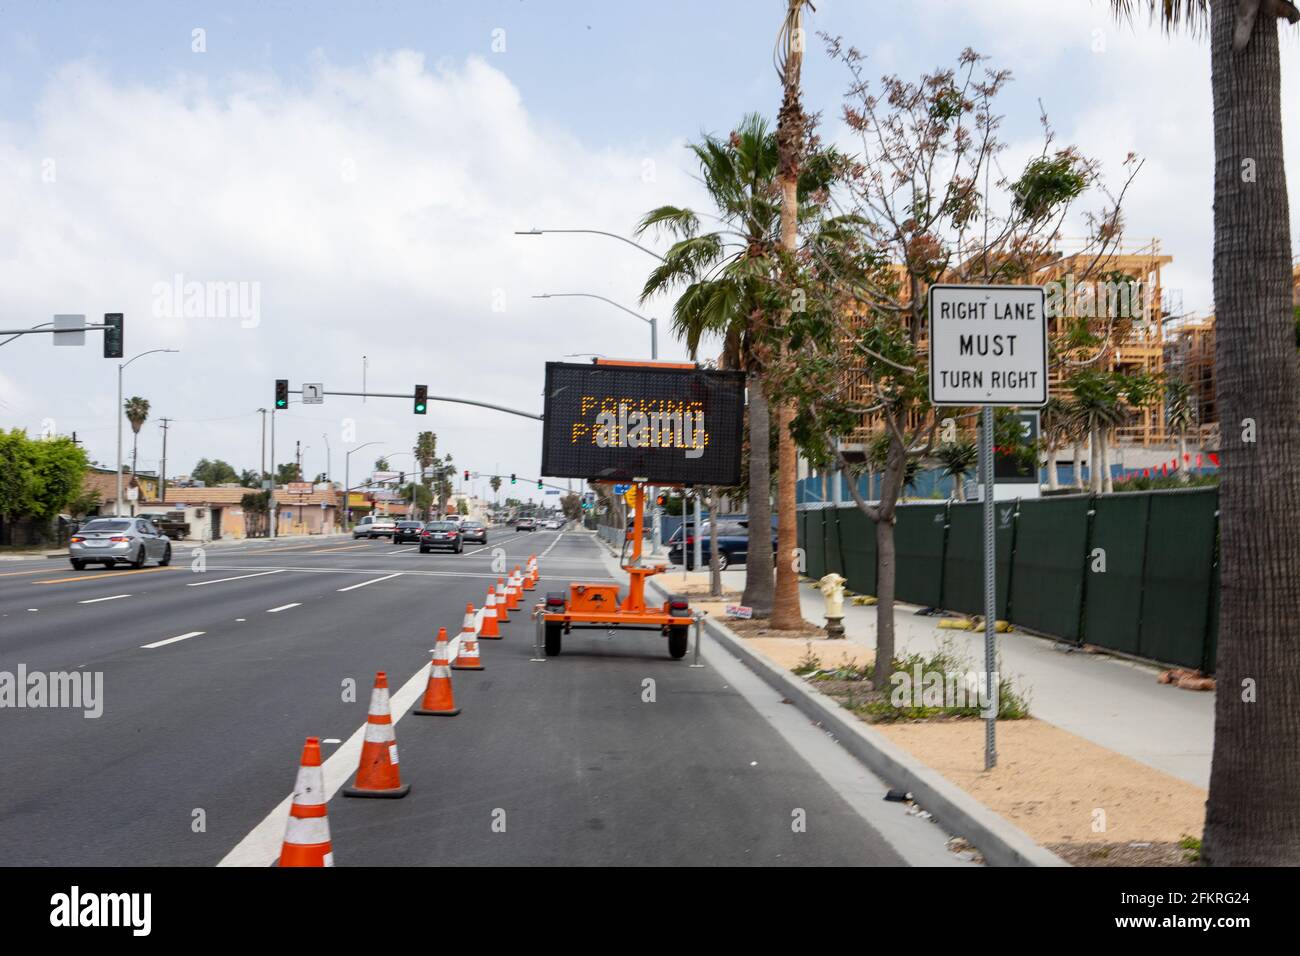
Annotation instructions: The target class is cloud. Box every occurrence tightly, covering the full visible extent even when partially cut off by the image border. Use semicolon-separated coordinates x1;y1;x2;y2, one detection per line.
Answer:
0;51;701;487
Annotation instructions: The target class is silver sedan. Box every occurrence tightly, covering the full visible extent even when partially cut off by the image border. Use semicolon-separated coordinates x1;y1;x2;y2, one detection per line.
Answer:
69;517;173;570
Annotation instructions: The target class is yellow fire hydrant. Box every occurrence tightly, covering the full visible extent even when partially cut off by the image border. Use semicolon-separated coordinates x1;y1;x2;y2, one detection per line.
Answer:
818;572;847;639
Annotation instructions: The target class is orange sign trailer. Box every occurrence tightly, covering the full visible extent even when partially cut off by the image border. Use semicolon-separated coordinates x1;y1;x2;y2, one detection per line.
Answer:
541;481;692;658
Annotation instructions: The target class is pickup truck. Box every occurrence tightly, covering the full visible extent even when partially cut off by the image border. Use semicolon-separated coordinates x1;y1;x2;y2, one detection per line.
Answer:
136;511;191;541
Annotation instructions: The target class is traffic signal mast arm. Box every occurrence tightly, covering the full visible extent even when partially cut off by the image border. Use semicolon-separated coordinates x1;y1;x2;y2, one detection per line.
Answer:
279;385;543;421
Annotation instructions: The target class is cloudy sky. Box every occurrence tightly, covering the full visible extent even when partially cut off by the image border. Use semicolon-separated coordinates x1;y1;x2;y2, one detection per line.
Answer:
1;0;1297;502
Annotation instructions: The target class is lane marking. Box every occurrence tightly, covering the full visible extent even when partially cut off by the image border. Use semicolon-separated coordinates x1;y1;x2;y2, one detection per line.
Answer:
305;543;371;554
266;603;301;613
187;569;285;588
34;566;180;585
78;593;132;604
384;547;416;554
142;630;205;649
336;573;402;592
0;568;49;578
541;532;565;557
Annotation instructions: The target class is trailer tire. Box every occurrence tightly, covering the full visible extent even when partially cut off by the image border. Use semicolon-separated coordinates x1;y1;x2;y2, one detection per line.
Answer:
668;626;689;660
544;623;563;657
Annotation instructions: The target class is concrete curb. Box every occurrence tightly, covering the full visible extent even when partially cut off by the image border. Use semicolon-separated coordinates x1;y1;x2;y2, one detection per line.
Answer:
643;575;1068;868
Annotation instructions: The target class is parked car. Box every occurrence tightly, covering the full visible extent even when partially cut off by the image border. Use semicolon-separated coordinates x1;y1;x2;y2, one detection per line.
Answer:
516;517;537;532
460;520;487;544
353;515;398;539
69;516;173;570
543;519;562;530
667;515;777;571
393;520;424;543
419;520;463;553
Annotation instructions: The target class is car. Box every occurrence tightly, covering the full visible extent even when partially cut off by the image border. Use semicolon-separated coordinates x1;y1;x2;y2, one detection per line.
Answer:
353;515;398;539
69;516;173;570
667;515;778;571
419;520;463;553
543;519;563;530
459;520;487;544
516;517;537;532
393;520;424;543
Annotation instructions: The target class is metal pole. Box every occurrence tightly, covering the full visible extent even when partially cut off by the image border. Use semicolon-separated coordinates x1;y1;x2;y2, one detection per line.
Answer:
269;408;277;539
690;611;705;668
159;418;171;502
980;405;997;770
650;316;658;360
693;490;703;572
115;363;124;516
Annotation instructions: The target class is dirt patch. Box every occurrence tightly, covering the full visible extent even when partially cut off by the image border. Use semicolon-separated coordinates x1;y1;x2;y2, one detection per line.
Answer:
875;719;1206;848
746;637;873;671
1047;841;1198;867
726;617;828;641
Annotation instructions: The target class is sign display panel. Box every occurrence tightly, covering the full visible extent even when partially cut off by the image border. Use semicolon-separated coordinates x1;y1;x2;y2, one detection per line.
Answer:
541;362;744;486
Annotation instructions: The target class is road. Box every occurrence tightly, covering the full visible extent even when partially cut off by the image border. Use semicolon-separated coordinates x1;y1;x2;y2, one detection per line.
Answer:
0;528;967;866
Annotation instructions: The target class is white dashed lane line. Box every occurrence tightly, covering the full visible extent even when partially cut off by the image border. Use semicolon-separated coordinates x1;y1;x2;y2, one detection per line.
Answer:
336;573;402;592
78;593;132;604
187;569;285;587
266;603;301;613
141;631;205;649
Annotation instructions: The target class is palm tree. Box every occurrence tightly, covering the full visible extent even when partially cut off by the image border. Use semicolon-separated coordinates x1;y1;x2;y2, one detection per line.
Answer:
1110;0;1300;865
1165;377;1195;482
123;396;149;480
935;441;977;501
489;474;501;505
1039;397;1071;491
638;113;840;617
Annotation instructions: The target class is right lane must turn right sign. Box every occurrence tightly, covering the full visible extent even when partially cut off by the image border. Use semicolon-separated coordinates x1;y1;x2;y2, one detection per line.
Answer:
927;284;1048;408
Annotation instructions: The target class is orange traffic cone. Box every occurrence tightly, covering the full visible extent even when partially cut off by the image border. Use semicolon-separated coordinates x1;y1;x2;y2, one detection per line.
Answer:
506;567;522;610
414;628;460;716
279;737;335;867
523;555;537;591
480;590;502;639
451;605;484;671
343;672;410;798
495;577;510;624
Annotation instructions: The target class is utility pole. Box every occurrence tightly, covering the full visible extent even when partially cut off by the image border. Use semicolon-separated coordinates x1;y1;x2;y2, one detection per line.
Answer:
258;408;267;485
158;418;172;502
269;408;277;538
295;440;302;482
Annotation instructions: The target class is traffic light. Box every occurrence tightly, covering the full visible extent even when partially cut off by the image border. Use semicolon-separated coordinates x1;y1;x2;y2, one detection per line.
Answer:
656;494;666;507
537;478;543;490
413;384;428;414
274;379;289;409
398;471;405;485
510;473;516;484
463;470;470;481
102;313;123;358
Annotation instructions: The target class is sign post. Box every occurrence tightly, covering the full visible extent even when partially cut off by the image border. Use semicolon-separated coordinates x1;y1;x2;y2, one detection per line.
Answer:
928;284;1047;771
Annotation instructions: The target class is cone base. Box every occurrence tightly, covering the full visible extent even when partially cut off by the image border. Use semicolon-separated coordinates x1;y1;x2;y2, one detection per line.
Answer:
451;662;484;670
343;784;411;799
413;706;461;716
479;634;504;640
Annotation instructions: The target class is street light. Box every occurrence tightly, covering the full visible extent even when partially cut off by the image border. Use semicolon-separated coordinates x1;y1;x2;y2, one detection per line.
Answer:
532;293;658;360
116;349;179;516
322;433;331;485
343;442;383;531
515;228;667;264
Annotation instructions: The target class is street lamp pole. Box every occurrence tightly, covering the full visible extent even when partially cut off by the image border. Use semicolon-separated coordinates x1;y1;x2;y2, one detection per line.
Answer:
532;293;658;360
116;349;178;516
344;442;383;531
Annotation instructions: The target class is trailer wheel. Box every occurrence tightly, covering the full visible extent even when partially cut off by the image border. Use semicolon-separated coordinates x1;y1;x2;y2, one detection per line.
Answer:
544;622;563;657
668;626;689;660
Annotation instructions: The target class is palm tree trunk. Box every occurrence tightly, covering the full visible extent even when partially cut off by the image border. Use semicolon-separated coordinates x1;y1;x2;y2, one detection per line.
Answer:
1100;428;1113;494
953;473;965;501
772;408;802;628
1047;440;1060;490
1072;439;1084;490
1088;423;1100;493
1178;431;1190;484
742;371;775;616
1203;0;1300;866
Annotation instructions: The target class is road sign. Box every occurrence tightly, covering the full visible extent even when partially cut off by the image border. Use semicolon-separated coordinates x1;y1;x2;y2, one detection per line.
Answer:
302;383;324;404
928;285;1048;407
53;314;86;347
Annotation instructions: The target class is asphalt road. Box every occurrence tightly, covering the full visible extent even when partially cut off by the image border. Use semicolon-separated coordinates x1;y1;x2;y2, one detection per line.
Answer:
0;528;967;866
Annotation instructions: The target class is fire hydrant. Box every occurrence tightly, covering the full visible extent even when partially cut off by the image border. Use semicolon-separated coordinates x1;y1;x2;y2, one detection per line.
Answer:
818;572;847;638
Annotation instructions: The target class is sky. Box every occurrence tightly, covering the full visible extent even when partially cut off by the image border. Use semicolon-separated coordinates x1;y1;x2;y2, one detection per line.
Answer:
1;0;1298;504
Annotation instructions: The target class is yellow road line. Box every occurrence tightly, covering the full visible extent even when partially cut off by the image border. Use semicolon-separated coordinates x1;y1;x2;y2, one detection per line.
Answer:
305;543;372;554
35;567;182;585
0;568;50;578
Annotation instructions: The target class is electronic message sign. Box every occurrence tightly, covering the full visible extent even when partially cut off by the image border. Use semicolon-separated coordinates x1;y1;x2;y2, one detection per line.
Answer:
541;362;744;486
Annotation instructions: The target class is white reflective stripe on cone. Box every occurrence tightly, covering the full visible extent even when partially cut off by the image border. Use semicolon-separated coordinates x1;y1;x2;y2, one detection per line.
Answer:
431;663;451;678
292;767;327;806
368;687;391;717
364;721;396;743
283;815;331;844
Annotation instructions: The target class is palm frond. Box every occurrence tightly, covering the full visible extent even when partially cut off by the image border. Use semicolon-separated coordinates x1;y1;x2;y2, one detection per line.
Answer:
1105;0;1209;34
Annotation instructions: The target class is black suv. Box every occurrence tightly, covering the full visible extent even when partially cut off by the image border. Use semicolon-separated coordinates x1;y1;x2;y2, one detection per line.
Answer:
393;521;425;543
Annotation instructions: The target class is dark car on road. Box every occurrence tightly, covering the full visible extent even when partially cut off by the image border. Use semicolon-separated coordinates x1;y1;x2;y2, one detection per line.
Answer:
516;517;537;532
419;520;463;553
393;520;424;544
667;515;778;571
460;520;487;544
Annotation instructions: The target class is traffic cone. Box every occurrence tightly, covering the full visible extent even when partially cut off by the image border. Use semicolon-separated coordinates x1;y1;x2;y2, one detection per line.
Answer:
452;605;484;671
343;672;410;798
506;567;522;610
480;589;502;639
495;577;510;624
278;737;335;867
523;555;537;591
414;628;460;716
